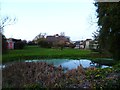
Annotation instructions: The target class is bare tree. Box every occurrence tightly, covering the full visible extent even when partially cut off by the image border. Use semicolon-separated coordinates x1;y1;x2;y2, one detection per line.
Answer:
0;16;16;54
60;32;65;36
33;33;47;43
0;16;16;34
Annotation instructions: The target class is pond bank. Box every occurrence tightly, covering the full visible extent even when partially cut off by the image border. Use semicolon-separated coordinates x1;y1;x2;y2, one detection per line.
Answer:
2;61;120;89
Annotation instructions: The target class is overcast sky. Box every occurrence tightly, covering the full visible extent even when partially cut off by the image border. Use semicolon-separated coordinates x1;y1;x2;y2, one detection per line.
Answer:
1;0;98;41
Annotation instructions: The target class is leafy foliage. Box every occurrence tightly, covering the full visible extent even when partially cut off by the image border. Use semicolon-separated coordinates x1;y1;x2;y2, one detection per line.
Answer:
94;2;120;60
86;67;120;89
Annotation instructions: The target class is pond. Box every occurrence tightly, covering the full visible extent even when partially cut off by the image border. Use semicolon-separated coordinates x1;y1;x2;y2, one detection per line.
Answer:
1;59;110;70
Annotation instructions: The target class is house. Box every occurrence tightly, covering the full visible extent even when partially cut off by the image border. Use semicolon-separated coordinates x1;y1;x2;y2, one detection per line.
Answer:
46;34;70;47
89;40;99;50
84;39;92;49
46;36;57;43
80;40;85;49
74;41;80;49
6;38;14;49
46;34;70;46
6;38;21;49
73;39;99;50
74;40;85;49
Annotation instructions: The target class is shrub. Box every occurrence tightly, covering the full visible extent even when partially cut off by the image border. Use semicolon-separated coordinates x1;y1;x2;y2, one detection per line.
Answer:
38;40;52;48
27;41;36;45
14;41;25;49
69;43;76;48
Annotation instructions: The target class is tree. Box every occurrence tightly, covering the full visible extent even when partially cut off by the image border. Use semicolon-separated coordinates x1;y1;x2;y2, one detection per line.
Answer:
57;40;65;50
33;33;52;48
27;40;36;45
14;41;25;49
38;39;52;48
22;40;27;46
33;33;46;44
60;32;65;36
0;16;16;33
0;16;16;54
68;43;76;48
94;2;120;60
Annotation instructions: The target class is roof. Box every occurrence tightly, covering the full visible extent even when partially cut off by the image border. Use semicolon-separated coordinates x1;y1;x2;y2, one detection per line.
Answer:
46;35;69;42
46;36;57;42
85;39;92;41
7;38;21;42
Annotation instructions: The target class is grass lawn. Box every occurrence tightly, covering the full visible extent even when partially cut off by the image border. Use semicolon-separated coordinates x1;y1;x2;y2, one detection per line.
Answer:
2;45;92;63
2;45;113;64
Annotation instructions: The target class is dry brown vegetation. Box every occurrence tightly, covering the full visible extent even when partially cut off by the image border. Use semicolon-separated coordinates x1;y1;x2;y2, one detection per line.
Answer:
2;62;120;89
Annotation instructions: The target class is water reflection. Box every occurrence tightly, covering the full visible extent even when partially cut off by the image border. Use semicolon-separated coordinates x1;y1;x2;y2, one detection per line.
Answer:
1;59;110;70
25;59;111;69
61;60;92;70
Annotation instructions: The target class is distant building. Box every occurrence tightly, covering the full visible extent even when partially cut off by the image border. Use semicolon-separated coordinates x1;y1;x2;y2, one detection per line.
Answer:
46;34;70;46
84;39;92;49
80;40;85;49
89;40;99;50
6;38;14;49
73;39;93;49
74;41;80;49
74;40;85;49
6;38;21;49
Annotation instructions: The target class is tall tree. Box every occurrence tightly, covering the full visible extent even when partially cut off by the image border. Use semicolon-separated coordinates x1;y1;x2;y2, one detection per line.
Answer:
94;2;120;60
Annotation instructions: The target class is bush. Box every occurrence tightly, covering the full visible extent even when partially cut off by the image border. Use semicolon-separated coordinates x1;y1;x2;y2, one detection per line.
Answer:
14;41;25;49
38;40;52;48
22;40;27;46
69;43;76;48
27;41;36;46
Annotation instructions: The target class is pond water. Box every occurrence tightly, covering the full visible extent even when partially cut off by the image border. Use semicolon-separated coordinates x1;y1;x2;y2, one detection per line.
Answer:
0;59;110;70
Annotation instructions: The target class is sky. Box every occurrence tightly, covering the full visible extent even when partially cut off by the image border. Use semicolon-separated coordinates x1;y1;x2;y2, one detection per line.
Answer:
1;0;98;41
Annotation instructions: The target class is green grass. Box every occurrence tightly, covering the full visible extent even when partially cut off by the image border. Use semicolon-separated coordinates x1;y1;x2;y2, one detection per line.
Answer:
2;45;113;63
2;46;91;63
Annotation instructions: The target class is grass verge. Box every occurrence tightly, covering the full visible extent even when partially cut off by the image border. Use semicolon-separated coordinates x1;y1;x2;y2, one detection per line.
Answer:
2;45;114;65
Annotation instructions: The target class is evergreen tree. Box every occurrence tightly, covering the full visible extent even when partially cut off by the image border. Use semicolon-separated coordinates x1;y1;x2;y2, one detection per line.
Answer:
94;2;120;60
